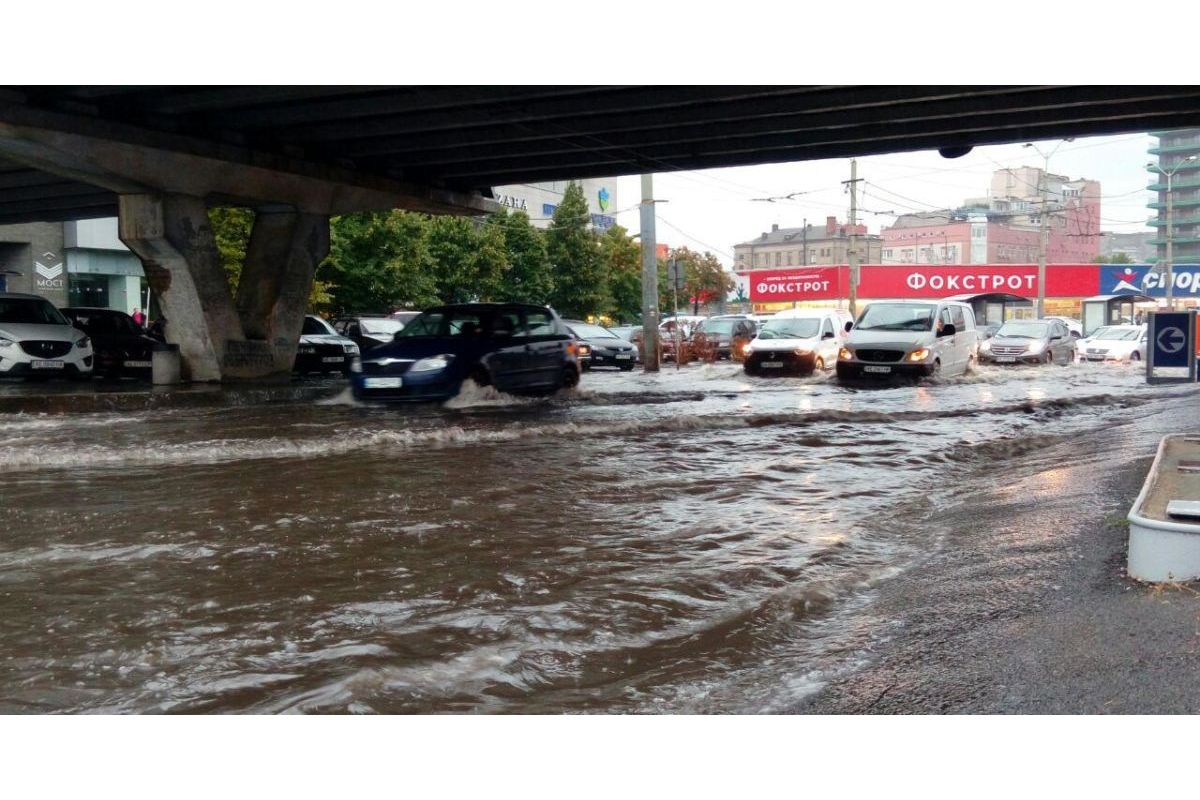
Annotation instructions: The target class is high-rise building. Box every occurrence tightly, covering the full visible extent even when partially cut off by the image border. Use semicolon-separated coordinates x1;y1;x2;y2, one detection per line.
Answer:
1148;129;1200;264
491;179;619;231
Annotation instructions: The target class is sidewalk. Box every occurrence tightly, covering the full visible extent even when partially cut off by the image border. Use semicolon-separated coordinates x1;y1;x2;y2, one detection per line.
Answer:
0;378;347;414
796;415;1200;714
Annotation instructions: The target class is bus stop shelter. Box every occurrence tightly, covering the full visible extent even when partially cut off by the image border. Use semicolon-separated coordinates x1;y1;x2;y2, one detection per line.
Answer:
1082;294;1154;336
946;292;1033;328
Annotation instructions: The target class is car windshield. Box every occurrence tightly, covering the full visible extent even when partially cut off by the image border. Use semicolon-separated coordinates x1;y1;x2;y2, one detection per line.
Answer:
302;316;336;335
757;318;821;339
571;323;618;339
360;319;404;336
0;298;69;326
855;303;936;332
67;311;141;337
1092;327;1141;341
698;319;738;336
395;310;485;338
996;322;1049;339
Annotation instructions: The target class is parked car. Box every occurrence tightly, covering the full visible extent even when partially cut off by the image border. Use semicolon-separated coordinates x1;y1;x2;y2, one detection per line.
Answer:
1075;324;1148;363
333;315;406;352
610;325;640;341
351;303;581;402
294;315;359;375
0;293;93;379
389;310;421;327
837;299;978;381
692;315;758;359
60;307;157;379
743;309;852;375
1044;316;1084;338
659;315;704;361
978;319;1075;365
564;321;638;371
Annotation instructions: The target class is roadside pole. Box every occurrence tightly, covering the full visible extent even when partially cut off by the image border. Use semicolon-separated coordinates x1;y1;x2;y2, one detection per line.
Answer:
845;159;862;317
640;174;660;372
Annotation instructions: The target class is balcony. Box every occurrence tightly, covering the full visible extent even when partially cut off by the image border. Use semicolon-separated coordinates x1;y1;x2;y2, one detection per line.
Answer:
1148;215;1200;227
1147;179;1200;192
1149;142;1200;155
1149;198;1200;210
1146;160;1200;174
1148;236;1200;246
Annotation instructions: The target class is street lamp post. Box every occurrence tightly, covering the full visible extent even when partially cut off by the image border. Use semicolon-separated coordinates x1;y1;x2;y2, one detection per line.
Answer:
1024;139;1073;318
1148;154;1198;310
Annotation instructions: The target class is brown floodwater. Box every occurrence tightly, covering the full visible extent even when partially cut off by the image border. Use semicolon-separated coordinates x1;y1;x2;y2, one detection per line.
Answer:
0;362;1191;713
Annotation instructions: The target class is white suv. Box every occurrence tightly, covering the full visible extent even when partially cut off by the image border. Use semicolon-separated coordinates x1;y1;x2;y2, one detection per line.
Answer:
0;293;94;378
743;308;852;375
837;299;978;380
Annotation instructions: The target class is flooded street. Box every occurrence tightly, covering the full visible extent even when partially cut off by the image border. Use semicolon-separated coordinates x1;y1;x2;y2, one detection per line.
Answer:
1;362;1195;713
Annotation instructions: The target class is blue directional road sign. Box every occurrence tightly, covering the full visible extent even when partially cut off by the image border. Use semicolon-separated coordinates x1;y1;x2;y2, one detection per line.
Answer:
1147;311;1195;384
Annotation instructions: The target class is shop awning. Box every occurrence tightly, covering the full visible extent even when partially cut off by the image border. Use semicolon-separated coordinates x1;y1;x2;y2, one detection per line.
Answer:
1083;294;1155;303
946;292;1032;304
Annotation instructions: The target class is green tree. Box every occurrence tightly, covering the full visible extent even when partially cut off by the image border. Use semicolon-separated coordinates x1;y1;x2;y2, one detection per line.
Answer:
473;218;510;302
208;207;254;290
600;224;642;323
427;215;484;304
670;246;735;314
546;182;607;318
323;210;438;314
1093;252;1134;264
496;210;554;304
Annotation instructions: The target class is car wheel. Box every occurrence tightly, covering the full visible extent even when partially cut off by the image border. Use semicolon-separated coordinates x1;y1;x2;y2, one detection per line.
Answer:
1130;352;1141;362
1044;352;1053;365
469;366;491;387
814;356;824;371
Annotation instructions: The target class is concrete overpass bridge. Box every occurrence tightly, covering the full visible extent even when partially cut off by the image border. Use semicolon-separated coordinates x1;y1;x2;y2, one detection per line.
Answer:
3;85;1200;380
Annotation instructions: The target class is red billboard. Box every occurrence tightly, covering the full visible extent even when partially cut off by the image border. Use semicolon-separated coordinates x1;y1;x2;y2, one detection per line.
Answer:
748;266;848;302
855;264;1100;299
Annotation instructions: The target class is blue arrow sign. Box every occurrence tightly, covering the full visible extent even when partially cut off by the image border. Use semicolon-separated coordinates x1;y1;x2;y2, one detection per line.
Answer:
1151;312;1192;369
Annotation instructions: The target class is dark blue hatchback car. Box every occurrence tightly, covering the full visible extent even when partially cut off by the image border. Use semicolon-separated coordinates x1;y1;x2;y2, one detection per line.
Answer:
350;303;582;402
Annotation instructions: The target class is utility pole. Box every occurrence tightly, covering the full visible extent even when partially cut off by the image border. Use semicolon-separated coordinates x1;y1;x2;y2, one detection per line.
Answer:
1024;139;1072;318
802;217;808;265
1149;155;1196;310
844;159;862;316
640;174;660;372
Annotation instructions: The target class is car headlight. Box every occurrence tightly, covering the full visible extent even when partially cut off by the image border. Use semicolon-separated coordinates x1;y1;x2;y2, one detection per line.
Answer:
980;340;992;353
74;336;90;350
0;337;13;349
1026;342;1045;355
793;347;811;356
343;343;359;354
908;347;931;362
410;354;454;372
744;342;755;354
348;357;362;373
838;347;853;361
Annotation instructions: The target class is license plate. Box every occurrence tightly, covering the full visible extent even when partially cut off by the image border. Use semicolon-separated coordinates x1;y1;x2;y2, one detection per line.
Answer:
322;356;344;363
363;377;402;389
862;365;892;374
124;360;151;368
761;361;784;368
995;356;1016;363
32;360;64;369
615;354;632;360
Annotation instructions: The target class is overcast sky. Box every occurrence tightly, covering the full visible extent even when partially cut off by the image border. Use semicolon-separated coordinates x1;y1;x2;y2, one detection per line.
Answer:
612;132;1156;268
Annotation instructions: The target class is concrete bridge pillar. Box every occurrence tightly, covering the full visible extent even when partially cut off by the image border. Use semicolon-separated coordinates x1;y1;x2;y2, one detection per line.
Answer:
118;194;329;382
237;209;330;375
118;193;244;382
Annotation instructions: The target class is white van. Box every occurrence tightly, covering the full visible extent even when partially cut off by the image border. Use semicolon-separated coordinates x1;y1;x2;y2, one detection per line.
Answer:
743;308;853;375
836;299;978;380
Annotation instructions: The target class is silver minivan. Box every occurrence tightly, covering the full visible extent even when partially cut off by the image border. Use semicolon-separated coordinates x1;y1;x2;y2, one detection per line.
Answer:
836;299;978;380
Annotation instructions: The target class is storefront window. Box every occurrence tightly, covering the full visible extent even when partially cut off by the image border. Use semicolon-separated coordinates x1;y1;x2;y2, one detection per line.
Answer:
68;274;108;308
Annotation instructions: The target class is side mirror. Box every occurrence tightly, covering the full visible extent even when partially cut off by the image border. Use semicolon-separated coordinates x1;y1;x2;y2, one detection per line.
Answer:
844;321;853;333
939;323;957;337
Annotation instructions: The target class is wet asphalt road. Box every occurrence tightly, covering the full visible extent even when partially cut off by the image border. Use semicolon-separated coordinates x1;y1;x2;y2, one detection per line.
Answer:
2;361;1198;713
